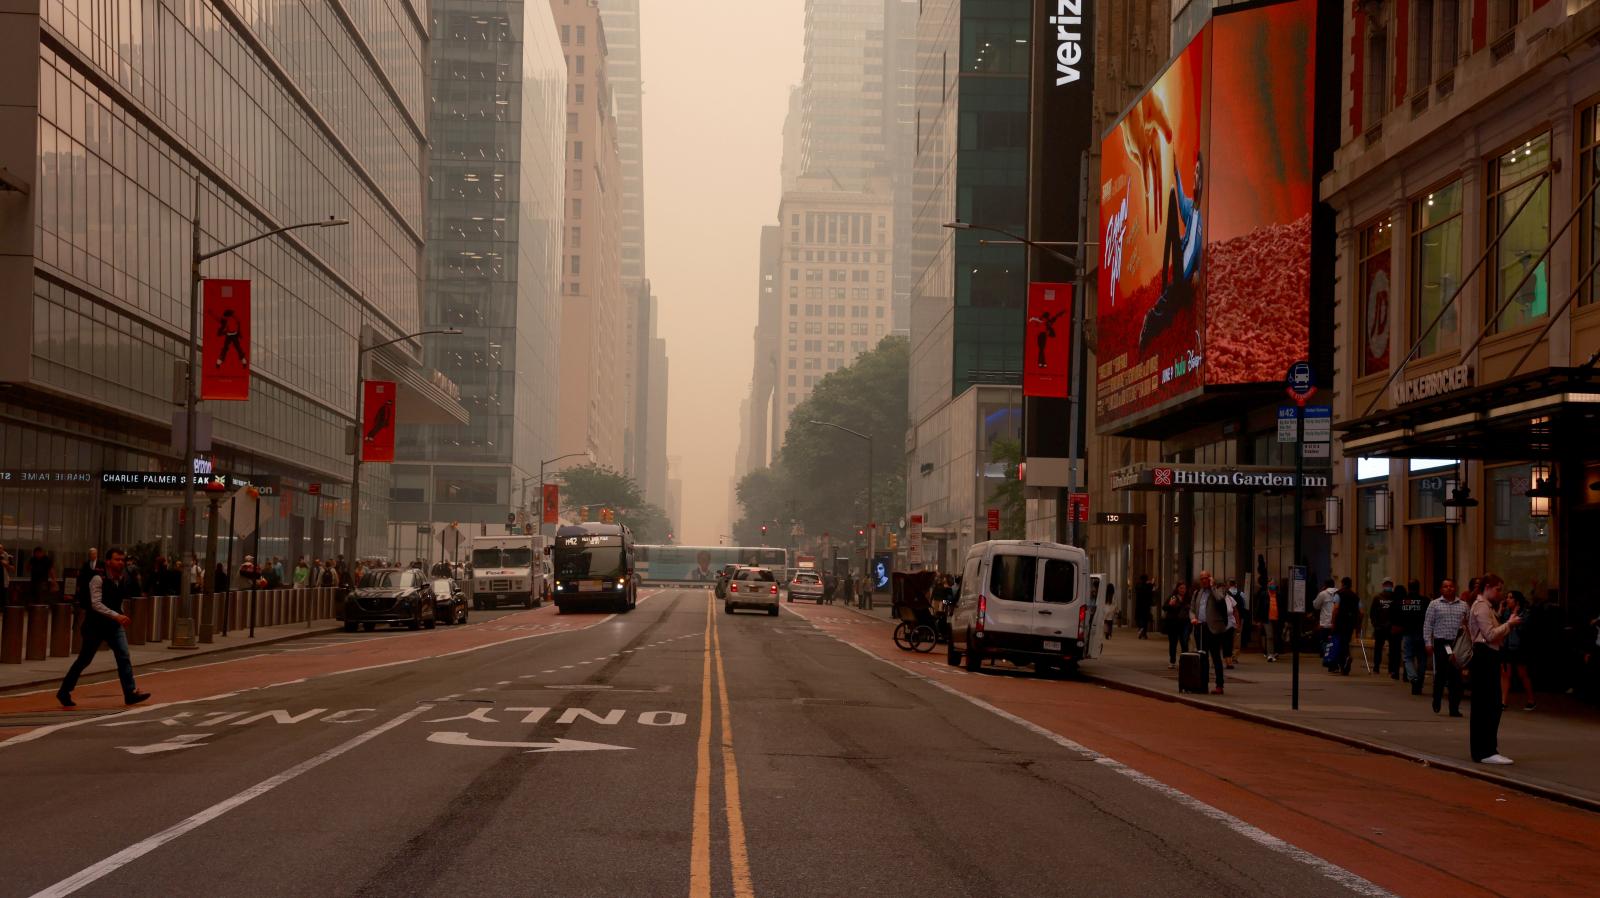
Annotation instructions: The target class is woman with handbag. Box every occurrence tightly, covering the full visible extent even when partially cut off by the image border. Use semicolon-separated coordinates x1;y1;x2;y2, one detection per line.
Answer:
1468;574;1520;765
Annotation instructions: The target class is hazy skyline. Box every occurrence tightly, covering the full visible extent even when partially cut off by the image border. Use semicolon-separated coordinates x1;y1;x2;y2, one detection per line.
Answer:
640;0;804;544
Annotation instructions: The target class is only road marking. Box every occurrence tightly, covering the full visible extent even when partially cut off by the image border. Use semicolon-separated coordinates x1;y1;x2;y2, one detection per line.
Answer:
425;731;632;753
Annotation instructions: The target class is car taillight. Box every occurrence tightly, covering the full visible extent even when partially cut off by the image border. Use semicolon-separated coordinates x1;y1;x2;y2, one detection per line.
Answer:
1078;605;1087;641
730;584;738;593
976;594;986;632
770;584;778;594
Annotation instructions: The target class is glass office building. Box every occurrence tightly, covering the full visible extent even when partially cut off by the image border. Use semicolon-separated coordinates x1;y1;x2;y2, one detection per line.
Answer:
390;1;566;548
0;1;445;568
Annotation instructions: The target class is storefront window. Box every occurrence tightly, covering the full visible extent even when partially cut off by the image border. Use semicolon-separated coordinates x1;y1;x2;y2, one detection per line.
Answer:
1580;102;1599;308
1485;463;1551;595
1357;485;1390;601
1358;217;1393;376
1408;469;1450;520
1410;181;1461;357
1487;132;1551;333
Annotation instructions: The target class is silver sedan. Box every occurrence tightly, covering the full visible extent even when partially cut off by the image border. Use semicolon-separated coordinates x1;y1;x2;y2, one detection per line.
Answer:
787;570;825;603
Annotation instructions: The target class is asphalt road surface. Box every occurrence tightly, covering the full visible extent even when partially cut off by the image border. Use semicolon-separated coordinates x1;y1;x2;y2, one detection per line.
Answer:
1;589;1593;897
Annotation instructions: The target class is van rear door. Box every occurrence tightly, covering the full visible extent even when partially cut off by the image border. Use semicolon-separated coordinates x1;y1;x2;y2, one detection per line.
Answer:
984;551;1036;637
1035;554;1078;651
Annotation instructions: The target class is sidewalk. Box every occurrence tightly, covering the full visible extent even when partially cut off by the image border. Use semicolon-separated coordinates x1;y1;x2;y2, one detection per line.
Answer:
836;598;1600;811
0;620;340;693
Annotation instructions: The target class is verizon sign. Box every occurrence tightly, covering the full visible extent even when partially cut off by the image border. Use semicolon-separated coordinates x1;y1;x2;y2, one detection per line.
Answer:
1050;1;1088;85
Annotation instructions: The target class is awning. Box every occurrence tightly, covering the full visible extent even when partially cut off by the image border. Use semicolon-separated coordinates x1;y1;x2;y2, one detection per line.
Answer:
1111;462;1331;492
1339;366;1600;460
371;352;469;427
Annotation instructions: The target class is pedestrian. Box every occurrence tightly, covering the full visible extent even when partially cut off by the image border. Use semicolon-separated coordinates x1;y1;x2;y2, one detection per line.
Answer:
319;560;337;588
1423;579;1468;716
75;548;102;603
841;573;856;607
237;555;259;590
1397;579;1428;694
29;546;56;604
1163;580;1190;668
1227;577;1249;660
294;557;310;589
1469;573;1520;765
55;547;151;708
0;542;13;605
1262;580;1280;661
148;555;170;597
1498;590;1535;712
1369;579;1395;675
212;561;228;594
1222;578;1242;669
1193;570;1230;694
1312;579;1338;666
1134;574;1154;639
1332;577;1362;675
262;558;282;590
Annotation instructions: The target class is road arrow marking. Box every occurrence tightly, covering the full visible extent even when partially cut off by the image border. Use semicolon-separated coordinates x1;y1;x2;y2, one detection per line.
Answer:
426;731;633;753
118;733;211;755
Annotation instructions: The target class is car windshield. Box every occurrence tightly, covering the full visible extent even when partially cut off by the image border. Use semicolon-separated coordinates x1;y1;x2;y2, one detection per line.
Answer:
358;570;416;589
430;579;453;597
556;546;624;579
795;573;819;583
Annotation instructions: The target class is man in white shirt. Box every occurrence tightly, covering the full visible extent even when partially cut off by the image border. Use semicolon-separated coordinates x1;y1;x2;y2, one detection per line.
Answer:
1312;579;1338;668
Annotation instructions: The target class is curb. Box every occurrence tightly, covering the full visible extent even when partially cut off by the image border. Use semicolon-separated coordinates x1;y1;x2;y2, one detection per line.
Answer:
0;624;344;694
1080;668;1600;816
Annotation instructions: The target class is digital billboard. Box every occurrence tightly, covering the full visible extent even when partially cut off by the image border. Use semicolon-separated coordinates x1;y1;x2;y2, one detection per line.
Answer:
1096;0;1316;429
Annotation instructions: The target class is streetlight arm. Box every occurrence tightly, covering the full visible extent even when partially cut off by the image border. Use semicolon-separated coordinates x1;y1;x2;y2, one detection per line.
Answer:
198;218;349;264
806;419;869;442
359;327;461;358
944;220;1080;270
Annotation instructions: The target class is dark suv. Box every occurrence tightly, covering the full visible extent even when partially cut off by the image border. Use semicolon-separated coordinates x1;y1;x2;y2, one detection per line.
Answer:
341;568;437;632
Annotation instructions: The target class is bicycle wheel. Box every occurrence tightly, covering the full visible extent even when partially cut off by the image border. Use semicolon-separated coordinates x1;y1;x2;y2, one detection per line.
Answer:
892;621;915;651
912;625;938;653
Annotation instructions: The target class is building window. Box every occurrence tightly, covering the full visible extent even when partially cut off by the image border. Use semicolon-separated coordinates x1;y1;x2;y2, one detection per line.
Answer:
569;255;581;276
575;84;585;104
1487;132;1551;334
571;169;582;189
1411;0;1433;94
571;198;582;219
570;226;581;248
788;286;798;298
576;56;585;75
1365;19;1389;121
1492;0;1522;36
566;112;578;132
1410;180;1462;357
1579;101;1600;307
560;24;570;44
788;303;798;316
787;322;797;334
573;141;584;160
1485;462;1550;591
576;25;586;46
1437;0;1460;76
1358;217;1393;376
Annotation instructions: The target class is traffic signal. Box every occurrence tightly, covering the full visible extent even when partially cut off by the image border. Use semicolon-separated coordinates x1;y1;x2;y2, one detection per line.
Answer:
600;507;615;524
579;505;589;521
760;524;768;535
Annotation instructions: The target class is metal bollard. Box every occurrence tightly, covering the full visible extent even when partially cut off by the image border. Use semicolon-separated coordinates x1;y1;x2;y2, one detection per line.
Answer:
126;597;148;646
1;605;24;663
50;603;73;657
25;605;50;661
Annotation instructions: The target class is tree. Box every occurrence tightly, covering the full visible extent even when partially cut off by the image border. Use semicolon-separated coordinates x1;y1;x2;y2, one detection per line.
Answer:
731;467;797;546
987;437;1026;539
734;336;908;549
557;464;670;542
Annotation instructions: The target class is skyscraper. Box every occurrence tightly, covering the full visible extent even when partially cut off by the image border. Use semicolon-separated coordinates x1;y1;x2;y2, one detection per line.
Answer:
800;1;888;190
393;1;567;537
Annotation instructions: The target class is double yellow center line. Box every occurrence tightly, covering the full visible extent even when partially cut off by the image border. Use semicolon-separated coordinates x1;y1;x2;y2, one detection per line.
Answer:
690;594;753;898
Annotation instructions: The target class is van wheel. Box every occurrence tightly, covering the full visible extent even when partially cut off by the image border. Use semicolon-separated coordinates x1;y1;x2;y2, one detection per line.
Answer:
963;637;983;673
947;640;962;667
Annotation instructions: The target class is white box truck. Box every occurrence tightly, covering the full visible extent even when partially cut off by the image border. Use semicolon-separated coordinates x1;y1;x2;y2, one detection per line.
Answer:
469;533;550;610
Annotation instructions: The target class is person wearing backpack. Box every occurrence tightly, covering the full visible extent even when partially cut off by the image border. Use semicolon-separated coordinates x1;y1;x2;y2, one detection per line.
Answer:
56;547;150;708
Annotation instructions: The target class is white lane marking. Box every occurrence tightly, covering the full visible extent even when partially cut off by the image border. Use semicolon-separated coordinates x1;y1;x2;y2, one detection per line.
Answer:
29;704;434;898
117;733;211;755
831;638;1397;898
1;608;622;751
426;731;631;753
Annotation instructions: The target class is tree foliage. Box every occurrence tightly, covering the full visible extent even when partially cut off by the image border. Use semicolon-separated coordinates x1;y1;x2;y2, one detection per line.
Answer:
557;464;670;543
987;437;1026;539
733;336;908;547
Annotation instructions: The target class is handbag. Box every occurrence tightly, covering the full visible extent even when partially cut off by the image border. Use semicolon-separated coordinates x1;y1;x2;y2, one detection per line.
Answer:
1451;625;1474;670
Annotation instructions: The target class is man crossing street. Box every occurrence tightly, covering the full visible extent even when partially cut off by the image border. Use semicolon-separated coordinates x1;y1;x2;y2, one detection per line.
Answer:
55;547;150;708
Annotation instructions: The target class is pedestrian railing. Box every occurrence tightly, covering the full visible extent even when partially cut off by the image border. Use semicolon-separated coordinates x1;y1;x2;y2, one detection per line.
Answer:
0;587;344;664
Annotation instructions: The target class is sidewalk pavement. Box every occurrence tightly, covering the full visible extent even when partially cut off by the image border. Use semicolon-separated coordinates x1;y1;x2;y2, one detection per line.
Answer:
0;620;340;694
836;596;1600;812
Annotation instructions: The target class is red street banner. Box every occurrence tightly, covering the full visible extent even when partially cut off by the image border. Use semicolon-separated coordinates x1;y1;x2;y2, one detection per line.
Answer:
542;483;560;524
201;279;251;400
361;381;397;462
1024;282;1072;398
986;508;1000;532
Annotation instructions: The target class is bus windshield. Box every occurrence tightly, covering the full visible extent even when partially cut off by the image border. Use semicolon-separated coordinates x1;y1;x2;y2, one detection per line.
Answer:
556;546;624;579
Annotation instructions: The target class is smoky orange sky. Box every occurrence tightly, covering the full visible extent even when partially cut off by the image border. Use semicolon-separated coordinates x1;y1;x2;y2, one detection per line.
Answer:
641;0;803;544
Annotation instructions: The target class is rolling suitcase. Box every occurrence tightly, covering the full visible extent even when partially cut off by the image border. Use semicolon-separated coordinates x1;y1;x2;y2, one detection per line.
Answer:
1178;651;1206;694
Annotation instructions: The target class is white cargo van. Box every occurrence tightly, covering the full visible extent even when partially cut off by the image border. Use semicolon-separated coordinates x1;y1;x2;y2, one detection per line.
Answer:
946;540;1107;675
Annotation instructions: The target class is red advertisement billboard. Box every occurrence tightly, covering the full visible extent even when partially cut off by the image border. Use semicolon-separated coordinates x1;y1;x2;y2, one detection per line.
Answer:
1023;282;1072;398
201;279;251;400
1096;0;1316;429
542;483;560;524
360;380;397;463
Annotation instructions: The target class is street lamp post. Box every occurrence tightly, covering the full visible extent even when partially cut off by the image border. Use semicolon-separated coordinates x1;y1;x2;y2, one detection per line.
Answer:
346;327;462;566
942;219;1092;547
807;420;873;608
533;452;592;535
172;179;348;649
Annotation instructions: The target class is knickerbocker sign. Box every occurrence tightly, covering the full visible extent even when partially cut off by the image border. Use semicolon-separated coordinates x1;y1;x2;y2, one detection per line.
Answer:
1111;463;1330;492
1390;364;1472;407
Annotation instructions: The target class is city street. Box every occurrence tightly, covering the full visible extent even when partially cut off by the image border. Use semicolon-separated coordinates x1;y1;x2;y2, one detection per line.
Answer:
3;590;1595;898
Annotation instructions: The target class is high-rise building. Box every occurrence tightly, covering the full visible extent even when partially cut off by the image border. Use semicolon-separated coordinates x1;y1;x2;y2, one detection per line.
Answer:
393;1;567;541
882;0;917;333
598;0;646;292
743;226;784;474
800;1;888;190
775;176;895;443
780;86;805;193
0;1;460;563
552;0;628;470
903;0;1034;572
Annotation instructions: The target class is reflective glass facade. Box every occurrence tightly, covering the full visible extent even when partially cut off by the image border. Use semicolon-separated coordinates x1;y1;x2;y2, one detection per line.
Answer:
2;0;430;563
392;1;566;528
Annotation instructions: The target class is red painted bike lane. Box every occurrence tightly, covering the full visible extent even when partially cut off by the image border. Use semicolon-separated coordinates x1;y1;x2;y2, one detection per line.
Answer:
784;602;1598;898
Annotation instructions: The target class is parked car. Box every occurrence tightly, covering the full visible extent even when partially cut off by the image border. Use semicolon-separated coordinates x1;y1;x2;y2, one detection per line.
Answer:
340;568;437;632
713;563;741;599
787;570;824;603
945;540;1106;676
726;567;780;616
431;577;469;625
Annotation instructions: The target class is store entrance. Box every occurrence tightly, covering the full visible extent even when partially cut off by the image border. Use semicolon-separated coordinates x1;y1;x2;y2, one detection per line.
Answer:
104;495;182;559
1408;523;1453;597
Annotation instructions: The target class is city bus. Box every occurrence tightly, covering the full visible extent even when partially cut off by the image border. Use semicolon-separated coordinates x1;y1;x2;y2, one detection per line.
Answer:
551;522;638;614
636;545;791;585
